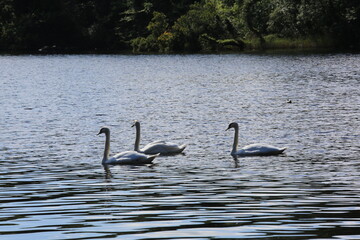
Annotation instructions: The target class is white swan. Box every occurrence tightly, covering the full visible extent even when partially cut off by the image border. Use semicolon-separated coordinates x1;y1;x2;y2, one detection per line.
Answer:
132;120;186;155
98;127;159;165
226;122;286;156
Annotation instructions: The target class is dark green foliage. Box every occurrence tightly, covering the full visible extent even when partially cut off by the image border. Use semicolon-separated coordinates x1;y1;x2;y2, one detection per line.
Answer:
131;11;171;52
242;0;273;49
169;1;244;52
0;0;359;53
0;0;16;50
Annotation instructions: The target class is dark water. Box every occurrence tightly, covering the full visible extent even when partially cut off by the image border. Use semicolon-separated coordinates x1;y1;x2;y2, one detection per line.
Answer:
0;54;359;240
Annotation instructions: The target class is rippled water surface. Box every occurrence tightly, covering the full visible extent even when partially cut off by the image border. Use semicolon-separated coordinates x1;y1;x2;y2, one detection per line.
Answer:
1;54;360;239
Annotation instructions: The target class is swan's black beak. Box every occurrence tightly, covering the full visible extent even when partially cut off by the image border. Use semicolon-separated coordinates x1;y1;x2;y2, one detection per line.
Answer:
97;131;101;135
225;126;230;131
132;120;138;127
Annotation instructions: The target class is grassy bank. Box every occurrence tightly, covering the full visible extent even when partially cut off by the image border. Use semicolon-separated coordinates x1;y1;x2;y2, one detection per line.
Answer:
244;35;336;51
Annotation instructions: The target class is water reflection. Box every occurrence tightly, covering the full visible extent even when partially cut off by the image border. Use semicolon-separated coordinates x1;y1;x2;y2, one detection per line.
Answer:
103;165;113;180
232;156;240;168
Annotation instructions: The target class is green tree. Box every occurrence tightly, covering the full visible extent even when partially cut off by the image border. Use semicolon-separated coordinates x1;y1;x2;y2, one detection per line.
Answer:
242;0;272;49
267;0;360;49
0;0;359;52
268;0;301;37
0;0;17;50
172;0;234;51
131;11;171;52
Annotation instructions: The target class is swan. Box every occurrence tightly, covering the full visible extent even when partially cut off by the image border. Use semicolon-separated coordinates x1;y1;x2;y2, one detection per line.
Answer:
98;127;159;165
226;122;286;156
132;120;186;155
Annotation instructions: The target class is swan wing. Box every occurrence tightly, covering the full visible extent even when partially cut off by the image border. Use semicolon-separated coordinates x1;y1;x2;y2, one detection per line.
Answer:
107;151;156;165
141;141;186;154
236;143;286;156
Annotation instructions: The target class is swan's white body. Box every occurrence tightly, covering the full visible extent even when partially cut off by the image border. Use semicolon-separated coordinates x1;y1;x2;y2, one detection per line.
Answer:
133;121;186;155
226;122;286;157
98;127;158;165
140;140;186;154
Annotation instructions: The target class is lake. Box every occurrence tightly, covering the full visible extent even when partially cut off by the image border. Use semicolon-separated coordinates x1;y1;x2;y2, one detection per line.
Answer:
0;53;359;240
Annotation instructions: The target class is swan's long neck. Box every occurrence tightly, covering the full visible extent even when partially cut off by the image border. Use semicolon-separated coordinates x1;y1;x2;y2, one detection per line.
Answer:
232;125;239;154
103;131;110;164
134;123;141;152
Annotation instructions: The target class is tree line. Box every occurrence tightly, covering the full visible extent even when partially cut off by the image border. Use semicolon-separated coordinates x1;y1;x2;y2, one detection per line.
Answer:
0;0;359;53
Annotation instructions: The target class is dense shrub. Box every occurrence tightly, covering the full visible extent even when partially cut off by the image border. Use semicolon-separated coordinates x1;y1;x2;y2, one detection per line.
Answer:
0;0;359;53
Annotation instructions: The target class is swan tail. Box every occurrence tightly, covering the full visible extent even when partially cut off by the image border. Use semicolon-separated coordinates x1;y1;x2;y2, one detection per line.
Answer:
178;144;187;153
147;153;160;162
166;144;186;155
278;147;287;154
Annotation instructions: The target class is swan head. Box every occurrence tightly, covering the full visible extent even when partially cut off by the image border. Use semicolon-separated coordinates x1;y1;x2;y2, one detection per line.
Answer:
131;120;140;128
226;122;239;131
97;127;110;135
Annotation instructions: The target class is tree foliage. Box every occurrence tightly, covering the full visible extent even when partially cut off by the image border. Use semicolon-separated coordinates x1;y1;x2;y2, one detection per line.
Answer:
0;0;359;53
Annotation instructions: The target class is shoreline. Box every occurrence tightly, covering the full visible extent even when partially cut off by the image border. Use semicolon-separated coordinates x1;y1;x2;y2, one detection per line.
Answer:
1;47;359;56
